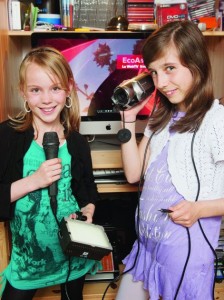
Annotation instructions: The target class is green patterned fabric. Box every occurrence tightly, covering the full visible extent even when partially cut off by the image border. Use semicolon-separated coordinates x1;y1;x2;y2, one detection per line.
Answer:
1;140;101;291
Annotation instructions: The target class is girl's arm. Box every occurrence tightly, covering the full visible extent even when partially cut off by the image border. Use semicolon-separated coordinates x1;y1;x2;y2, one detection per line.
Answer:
121;127;150;183
10;158;62;202
120;98;151;183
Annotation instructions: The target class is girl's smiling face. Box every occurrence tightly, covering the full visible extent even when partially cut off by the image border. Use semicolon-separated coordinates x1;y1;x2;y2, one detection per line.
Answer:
148;44;193;112
23;63;69;128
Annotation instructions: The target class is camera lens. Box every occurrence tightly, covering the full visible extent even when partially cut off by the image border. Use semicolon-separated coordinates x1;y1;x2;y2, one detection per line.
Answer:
114;88;128;105
113;87;135;107
111;72;154;110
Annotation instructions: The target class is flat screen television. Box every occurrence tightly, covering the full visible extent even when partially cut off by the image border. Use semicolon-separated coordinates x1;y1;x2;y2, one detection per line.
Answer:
31;31;155;137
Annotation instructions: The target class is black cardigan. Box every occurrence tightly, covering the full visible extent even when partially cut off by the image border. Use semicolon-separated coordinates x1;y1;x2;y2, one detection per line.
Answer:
0;120;100;221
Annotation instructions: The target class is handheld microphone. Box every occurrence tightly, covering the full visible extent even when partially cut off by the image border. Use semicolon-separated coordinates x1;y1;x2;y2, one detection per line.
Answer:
42;132;60;198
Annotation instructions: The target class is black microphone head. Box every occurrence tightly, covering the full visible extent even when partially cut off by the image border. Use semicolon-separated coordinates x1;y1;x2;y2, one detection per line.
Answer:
117;128;131;143
42;132;60;160
42;132;60;147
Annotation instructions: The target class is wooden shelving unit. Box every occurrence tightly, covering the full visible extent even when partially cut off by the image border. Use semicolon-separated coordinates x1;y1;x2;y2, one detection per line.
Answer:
7;29;224;37
1;0;224;298
0;29;223;120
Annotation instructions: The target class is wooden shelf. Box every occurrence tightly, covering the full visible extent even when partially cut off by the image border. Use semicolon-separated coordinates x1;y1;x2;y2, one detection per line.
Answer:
7;30;224;37
33;281;118;300
91;148;139;193
203;31;224;36
8;30;32;36
32;274;224;300
97;183;139;193
33;264;123;300
91;149;122;170
215;283;224;299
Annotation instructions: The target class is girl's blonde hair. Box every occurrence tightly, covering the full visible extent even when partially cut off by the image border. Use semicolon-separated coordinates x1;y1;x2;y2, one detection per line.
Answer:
10;47;80;136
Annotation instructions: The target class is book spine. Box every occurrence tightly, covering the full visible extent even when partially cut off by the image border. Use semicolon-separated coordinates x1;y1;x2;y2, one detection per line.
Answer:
61;0;67;26
7;0;12;30
11;1;21;30
69;0;74;28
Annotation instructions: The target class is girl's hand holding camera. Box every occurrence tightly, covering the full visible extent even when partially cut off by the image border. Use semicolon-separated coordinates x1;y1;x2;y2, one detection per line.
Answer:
121;97;150;123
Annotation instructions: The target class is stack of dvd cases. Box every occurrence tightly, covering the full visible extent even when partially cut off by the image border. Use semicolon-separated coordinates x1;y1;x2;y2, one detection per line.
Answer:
187;0;216;23
155;1;189;27
126;0;155;26
217;0;224;30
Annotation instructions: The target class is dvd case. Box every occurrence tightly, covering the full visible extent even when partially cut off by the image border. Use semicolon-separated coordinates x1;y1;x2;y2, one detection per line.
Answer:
155;1;189;27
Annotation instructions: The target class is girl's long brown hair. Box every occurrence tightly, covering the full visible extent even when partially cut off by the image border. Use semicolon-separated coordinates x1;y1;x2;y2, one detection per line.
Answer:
142;20;214;133
10;47;80;136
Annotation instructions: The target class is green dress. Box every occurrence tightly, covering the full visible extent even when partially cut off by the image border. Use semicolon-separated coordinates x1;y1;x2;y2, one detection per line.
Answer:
0;140;101;292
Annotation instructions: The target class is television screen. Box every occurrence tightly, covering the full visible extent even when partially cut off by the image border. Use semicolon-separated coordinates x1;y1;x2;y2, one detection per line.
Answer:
31;31;155;136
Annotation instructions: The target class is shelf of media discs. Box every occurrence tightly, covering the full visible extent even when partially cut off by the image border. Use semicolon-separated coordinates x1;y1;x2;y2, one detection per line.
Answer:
215;221;224;283
85;226;120;282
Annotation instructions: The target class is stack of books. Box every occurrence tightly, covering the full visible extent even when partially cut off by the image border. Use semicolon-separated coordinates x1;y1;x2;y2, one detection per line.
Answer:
8;0;39;30
59;0;74;28
216;0;224;31
86;251;119;281
86;226;120;281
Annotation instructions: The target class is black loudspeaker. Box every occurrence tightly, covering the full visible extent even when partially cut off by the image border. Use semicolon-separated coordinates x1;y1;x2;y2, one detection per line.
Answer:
93;192;138;261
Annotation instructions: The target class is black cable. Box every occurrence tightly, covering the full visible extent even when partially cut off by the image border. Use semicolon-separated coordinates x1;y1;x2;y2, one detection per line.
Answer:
173;128;200;299
50;196;72;300
174;228;191;300
102;99;158;299
116;110;132;143
102;114;219;299
64;256;72;300
174;126;217;300
50;196;60;227
172;129;200;299
101;133;154;300
190;125;217;300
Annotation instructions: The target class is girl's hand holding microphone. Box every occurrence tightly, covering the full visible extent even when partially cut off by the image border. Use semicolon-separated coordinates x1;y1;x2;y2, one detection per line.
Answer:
31;158;62;190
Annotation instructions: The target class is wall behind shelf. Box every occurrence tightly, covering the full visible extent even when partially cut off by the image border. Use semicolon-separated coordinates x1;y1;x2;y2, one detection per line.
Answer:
206;35;224;99
1;0;224;121
4;32;224;123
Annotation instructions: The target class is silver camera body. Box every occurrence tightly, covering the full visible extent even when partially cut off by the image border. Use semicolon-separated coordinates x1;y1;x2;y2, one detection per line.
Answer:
111;72;154;110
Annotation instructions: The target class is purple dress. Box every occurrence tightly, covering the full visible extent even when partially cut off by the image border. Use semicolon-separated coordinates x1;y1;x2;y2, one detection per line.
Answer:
123;113;221;300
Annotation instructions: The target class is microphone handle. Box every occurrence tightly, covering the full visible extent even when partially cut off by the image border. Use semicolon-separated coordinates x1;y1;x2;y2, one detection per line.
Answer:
49;181;58;197
44;145;59;197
